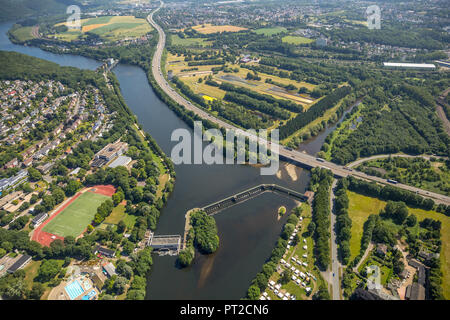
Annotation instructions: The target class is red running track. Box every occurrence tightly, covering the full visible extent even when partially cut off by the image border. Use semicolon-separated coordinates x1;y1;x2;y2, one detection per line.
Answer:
31;185;116;246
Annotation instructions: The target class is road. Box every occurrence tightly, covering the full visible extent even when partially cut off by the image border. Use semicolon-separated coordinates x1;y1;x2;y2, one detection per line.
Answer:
146;3;450;206
346;153;447;169
329;179;341;300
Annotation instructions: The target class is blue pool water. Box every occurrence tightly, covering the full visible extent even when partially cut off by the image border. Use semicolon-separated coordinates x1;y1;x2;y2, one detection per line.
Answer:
65;280;84;300
81;289;97;300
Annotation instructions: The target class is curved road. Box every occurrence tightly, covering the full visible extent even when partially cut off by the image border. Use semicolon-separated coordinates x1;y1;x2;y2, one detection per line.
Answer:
347;153;448;169
147;3;450;206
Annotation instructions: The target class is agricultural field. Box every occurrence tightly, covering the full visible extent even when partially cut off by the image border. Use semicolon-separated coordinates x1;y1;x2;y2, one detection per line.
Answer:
187;23;247;34
52;16;152;42
166;52;316;106
171;34;212;47
346;190;450;298
9;26;36;42
254;27;288;36
42;191;110;238
282;35;315;45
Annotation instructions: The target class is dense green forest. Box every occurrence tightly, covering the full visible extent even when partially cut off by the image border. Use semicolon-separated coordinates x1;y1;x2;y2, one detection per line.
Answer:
280;86;351;139
309;168;333;271
330;83;450;164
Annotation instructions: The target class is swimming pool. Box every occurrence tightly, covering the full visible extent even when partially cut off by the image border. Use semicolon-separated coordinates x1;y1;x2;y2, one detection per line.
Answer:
65;280;84;300
81;289;97;300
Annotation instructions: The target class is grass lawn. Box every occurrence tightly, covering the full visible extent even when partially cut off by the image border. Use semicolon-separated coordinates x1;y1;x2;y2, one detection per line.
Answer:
43;191;110;238
23;260;41;290
282;35;314;45
103;204;126;225
254;27;287;36
347;190;450;299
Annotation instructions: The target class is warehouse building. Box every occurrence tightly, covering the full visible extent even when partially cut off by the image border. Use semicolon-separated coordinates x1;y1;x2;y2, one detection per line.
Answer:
383;62;436;70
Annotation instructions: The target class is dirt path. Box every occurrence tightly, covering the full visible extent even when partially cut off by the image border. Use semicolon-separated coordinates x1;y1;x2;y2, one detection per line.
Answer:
353;242;374;273
31;25;40;39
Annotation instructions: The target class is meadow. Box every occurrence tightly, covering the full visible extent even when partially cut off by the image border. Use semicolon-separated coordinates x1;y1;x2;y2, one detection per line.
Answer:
282;36;315;45
254;27;288;36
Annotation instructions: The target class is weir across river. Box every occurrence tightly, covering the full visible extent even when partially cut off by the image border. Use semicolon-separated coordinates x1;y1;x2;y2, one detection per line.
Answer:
201;184;308;216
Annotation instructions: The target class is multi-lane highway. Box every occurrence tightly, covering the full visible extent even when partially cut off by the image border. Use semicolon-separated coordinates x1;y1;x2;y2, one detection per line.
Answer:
147;2;450;206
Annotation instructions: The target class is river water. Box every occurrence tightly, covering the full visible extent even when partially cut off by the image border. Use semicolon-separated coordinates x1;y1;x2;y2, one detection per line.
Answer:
0;22;346;299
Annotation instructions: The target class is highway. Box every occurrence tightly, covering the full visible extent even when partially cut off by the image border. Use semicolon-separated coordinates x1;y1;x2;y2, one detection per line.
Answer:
147;2;450;206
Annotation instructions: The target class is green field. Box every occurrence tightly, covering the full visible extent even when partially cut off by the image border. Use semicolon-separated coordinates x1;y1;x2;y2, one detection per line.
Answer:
171;34;211;47
282;35;314;45
42;191;110;238
9;26;35;42
52;15;151;42
254;27;287;36
347;190;450;299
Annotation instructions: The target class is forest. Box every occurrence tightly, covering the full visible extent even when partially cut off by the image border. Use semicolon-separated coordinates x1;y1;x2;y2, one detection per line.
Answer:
280;86;351;140
309;168;333;271
330;82;450;164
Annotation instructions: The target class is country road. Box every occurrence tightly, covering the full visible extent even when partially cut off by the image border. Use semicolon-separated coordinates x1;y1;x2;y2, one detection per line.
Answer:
346;153;448;169
146;2;450;206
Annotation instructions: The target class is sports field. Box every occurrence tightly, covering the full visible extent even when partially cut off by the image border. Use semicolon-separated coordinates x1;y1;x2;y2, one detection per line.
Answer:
42;191;110;238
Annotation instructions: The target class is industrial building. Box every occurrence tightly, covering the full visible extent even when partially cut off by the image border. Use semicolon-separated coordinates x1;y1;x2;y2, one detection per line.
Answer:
383;62;436;70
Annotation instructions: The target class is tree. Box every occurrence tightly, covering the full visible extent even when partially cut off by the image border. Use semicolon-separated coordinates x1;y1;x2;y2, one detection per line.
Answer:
117;220;126;234
405;215;417;227
307;221;316;236
113;276;128;295
280;270;292;285
28;283;45;300
281;223;295;240
37;259;61;282
28;167;42;182
247;284;260;300
177;248;194;267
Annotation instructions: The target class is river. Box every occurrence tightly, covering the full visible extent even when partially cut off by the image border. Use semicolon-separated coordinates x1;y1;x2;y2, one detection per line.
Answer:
0;22;348;299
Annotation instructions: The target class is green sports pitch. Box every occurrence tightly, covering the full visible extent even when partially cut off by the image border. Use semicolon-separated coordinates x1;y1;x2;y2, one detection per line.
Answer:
42;191;110;238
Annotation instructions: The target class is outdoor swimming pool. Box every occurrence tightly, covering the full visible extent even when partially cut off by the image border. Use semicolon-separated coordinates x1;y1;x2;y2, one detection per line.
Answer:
65;280;84;300
81;289;97;300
